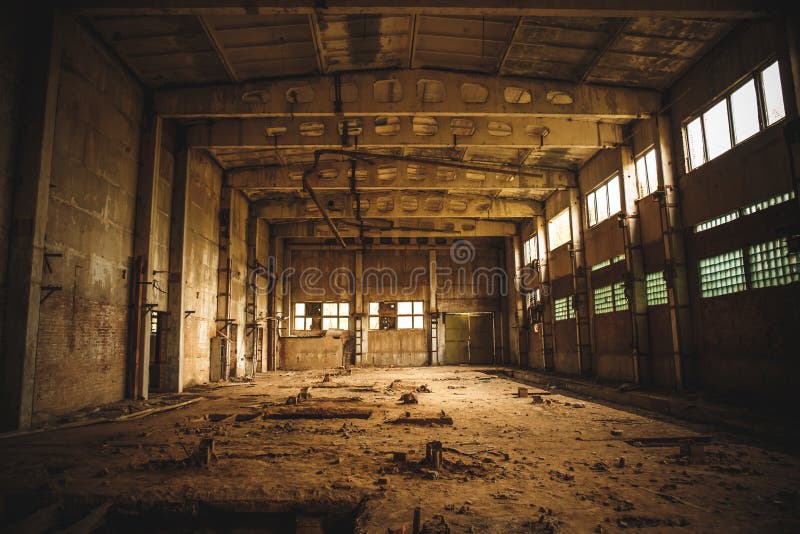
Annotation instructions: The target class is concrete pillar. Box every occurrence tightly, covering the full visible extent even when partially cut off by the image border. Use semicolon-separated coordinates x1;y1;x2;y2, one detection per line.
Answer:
535;215;554;371
568;186;592;375
163;144;189;392
654;114;692;390
504;235;522;366
620;144;650;385
785;17;800;210
130;111;163;399
428;249;439;365
1;11;63;430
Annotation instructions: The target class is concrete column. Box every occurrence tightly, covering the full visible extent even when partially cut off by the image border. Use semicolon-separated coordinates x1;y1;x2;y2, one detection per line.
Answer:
163;144;189;392
620;144;650;385
130;112;163;399
785;17;800;210
535;215;554;371
1;11;63;430
504;235;522;366
654;114;692;390
428;249;438;365
568;186;592;375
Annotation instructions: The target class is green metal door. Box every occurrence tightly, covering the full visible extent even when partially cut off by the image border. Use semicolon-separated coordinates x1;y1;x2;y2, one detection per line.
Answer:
444;314;470;364
444;313;495;364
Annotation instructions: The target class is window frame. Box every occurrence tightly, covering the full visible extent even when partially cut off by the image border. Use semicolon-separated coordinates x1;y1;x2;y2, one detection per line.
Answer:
522;235;538;265
368;300;424;331
586;173;622;228
683;59;785;172
547;208;571;250
294;301;350;332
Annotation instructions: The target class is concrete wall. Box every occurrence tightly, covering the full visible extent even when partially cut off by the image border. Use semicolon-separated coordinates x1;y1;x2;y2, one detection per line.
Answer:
668;18;800;402
0;13;24;366
33;17;143;420
182;150;222;386
227;187;249;377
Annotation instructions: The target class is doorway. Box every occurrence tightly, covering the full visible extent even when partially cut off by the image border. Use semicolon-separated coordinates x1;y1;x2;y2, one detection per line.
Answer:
444;313;495;364
148;312;165;392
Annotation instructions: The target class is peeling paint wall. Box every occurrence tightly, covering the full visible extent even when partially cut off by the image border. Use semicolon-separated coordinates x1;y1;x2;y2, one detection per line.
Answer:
33;17;143;421
182;150;222;386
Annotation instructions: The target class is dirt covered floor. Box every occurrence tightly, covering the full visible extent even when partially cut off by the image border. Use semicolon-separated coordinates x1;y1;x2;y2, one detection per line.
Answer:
1;367;799;533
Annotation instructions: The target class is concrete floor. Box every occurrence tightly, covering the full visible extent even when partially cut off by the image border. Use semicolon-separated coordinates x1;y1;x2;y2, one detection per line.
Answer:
1;367;799;533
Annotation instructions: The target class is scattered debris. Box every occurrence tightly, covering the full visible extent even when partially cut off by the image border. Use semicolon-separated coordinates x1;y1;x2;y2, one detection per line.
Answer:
299;387;312;400
389;415;454;426
196;437;217;465
617;457;626;468
425;441;443;470
392;452;408;462
416;384;432;393
208;413;231;422
400;392;419;404
532;395;544;404
680;440;706;464
610;429;623;437
285;396;300;405
518;387;528;398
263;407;373;420
234;412;260;422
420;514;450;534
322;374;332;383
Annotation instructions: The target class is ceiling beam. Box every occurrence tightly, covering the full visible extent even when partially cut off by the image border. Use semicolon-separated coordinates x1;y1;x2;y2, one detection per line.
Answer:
72;1;773;18
153;69;660;119
187;116;623;149
271;219;519;237
496;16;523;75
197;16;239;83
253;191;541;219
226;159;574;191
577;18;630;85
308;13;327;74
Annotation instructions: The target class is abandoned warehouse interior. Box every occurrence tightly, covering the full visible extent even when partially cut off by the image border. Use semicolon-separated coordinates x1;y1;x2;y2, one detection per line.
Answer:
1;2;800;532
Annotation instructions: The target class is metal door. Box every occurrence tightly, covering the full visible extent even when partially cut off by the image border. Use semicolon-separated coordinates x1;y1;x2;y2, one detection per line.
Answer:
444;313;495;364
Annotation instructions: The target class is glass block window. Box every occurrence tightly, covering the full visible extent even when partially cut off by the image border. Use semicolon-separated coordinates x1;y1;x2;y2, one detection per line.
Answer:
587;174;622;226
548;209;571;250
591;259;611;271
695;210;739;233
593;285;614;315
554;296;575;322
613;253;626;264
646;271;669;306
684;60;786;171
635;148;659;198
699;250;747;298
748;238;799;289
369;301;423;330
613;282;629;311
742;191;795;215
523;235;537;265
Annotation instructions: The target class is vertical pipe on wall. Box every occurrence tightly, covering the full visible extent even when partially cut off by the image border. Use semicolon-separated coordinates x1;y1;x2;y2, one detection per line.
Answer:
619;144;650;385
535;215;554;371
355;249;364;366
654;114;691;390
568;186;592;375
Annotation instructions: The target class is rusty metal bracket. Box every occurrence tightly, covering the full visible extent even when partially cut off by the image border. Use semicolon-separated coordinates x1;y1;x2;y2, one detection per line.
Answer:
40;284;62;304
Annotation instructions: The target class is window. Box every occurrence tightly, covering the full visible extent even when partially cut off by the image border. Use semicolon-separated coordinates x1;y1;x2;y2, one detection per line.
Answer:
760;61;785;126
699;250;747;298
694;191;795;233
613;254;626;264
587;174;621;227
295;302;350;331
369;301;423;330
703;100;732;160
684;60;786;171
635;148;659;198
523;235;537;265
645;271;669;306
593;282;628;315
730;80;760;143
748;238;799;289
554;296;575;321
548;209;571;249
591;259;611;271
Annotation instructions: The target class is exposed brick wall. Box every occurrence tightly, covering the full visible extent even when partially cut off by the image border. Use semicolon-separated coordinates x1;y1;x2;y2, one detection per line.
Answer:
182;149;222;386
33;18;143;421
0;13;24;366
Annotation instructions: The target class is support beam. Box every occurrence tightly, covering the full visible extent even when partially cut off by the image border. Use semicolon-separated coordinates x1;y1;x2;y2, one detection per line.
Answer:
568;186;592;375
506;234;524;367
1;11;63;430
654;114;691;390
129;112;163;400
536;215;554;371
227;161;573;191
197;16;239;82
620;144;649;385
74;1;771;19
270;219;518;238
253;191;541;219
164;144;190;392
154;69;660;119
188;116;622;151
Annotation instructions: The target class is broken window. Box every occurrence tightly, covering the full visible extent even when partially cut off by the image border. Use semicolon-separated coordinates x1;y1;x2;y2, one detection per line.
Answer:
634;148;658;198
683;59;786;171
586;173;621;226
547;209;571;250
523;235;537;265
294;301;350;331
369;301;423;330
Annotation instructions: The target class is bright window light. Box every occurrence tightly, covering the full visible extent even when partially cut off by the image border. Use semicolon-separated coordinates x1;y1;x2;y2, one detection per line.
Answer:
761;60;786;126
702;100;732;160
686;117;705;170
730;79;760;143
548;209;571;249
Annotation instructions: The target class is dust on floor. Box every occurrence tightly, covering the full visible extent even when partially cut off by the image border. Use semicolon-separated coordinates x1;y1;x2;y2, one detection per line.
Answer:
1;367;798;533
